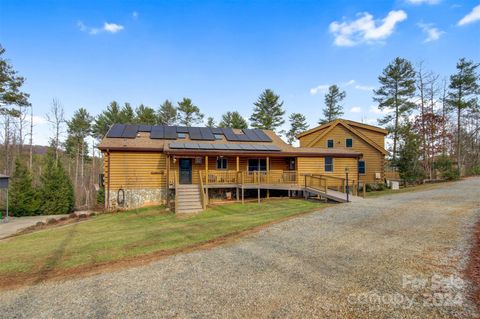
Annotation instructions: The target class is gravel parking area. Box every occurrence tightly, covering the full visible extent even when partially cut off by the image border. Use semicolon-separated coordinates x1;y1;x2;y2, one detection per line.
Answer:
1;178;479;318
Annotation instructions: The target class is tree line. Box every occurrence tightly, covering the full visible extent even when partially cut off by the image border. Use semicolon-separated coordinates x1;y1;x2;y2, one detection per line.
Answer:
1;41;479;216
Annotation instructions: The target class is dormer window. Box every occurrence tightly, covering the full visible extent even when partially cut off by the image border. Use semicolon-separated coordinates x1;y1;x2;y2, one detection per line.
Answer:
178;133;187;139
214;134;223;140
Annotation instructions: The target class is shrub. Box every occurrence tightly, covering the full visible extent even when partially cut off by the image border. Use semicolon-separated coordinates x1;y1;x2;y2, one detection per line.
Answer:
468;166;480;176
434;155;459;181
9;159;40;216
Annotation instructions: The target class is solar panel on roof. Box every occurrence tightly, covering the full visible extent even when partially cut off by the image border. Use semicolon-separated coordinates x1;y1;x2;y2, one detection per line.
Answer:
243;129;260;141
164;126;177;139
150;126;165;139
212;144;228;150
188;127;202;140
253;129;272;142
236;134;251;142
211;128;223;134
184;142;199;149
222;128;239;141
198;144;214;150
169;142;184;149
265;145;281;151
200;127;215;140
122;125;139;138
106;124;126;138
138;125;152;132
176;126;189;133
252;144;268;151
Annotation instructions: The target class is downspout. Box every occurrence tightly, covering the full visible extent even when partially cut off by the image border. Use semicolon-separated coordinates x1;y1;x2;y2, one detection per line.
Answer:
107;149;111;211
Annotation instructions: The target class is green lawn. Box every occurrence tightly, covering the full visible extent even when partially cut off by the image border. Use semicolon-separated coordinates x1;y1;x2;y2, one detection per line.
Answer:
365;181;450;197
0;199;326;284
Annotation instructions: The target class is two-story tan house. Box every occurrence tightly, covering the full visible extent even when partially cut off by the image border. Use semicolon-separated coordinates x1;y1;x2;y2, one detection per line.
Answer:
297;119;388;185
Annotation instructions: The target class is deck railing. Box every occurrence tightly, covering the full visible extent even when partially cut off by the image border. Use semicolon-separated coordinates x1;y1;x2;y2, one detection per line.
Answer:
198;171;207;209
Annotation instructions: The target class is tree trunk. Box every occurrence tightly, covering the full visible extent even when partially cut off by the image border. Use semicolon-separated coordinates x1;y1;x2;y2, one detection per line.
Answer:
457;107;461;175
29;107;33;170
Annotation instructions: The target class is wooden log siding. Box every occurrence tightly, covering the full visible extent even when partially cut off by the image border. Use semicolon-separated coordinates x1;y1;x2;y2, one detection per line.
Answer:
299;124;384;184
104;152;167;189
297;156;358;187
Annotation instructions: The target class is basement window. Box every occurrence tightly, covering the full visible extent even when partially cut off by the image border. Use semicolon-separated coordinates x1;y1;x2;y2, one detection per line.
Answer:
327;139;334;148
346;138;353;148
325;157;333;172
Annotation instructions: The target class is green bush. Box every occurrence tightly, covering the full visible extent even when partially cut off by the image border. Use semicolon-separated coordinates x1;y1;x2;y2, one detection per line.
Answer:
434;155;459;181
467;166;480;176
96;186;105;204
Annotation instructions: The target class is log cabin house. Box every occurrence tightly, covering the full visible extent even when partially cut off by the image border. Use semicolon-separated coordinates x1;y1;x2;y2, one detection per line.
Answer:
297;119;388;185
98;124;366;213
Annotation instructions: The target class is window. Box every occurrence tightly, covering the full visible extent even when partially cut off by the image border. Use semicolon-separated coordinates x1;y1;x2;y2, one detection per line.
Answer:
248;159;267;173
325;157;333;172
214;134;223;140
177;133;187;139
216;157;228;170
346;138;353;148
358;160;366;175
287;158;295;170
327;139;334;148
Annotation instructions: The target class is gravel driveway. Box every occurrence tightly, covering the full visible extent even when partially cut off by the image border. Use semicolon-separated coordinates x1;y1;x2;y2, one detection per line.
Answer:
1;178;479;318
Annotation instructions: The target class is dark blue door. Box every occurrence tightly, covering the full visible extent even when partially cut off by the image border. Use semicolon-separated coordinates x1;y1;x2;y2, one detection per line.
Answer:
179;159;192;184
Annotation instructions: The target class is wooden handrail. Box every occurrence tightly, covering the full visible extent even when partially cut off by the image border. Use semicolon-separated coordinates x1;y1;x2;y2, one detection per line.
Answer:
199;171;206;210
174;170;179;212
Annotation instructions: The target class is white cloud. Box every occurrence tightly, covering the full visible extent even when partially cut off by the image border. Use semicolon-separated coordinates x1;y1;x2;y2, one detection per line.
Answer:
77;21;124;35
309;84;330;95
350;106;362;113
32;115;48;125
418;23;445;42
355;84;375;91
103;22;124;33
405;0;441;5
343;79;356;86
329;10;407;47
369;105;389;115
458;5;480;26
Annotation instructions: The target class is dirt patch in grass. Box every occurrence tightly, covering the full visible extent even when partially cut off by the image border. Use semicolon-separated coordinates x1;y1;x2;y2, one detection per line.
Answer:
0;203;326;291
466;218;480;311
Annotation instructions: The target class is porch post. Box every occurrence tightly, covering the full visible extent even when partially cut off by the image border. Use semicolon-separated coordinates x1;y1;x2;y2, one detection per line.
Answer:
166;155;170;208
266;156;270;199
236;156;240;201
205;156;209;204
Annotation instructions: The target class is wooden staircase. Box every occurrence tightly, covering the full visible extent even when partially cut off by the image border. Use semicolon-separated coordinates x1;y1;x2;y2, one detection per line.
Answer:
175;184;204;214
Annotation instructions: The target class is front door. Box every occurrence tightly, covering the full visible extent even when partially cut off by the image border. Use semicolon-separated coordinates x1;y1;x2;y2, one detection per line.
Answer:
179;158;192;184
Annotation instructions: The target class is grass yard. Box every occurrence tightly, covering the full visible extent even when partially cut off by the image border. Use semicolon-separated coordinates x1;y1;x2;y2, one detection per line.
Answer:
364;181;451;197
0;199;326;287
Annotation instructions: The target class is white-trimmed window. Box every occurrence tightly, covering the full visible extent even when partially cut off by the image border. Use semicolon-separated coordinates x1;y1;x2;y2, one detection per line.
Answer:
216;157;228;170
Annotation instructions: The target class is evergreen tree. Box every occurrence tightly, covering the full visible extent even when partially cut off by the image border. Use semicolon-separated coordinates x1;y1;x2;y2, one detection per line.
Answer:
374;57;416;163
219;111;248;129
9;158;39;216
397;125;425;184
92;101;136;139
0;45;30;114
318;85;345;124
157;100;177;125
135;104;157;125
286;113;309;145
250;89;285;131
177;98;203;126
40;152;74;215
447;58;480;174
206;117;216;127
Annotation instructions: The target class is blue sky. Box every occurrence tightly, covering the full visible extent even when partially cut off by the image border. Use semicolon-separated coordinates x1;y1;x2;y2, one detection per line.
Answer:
0;0;479;145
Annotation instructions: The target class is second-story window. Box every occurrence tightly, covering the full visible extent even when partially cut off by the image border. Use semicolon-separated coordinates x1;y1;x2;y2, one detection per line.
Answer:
327;139;334;148
346;138;353;148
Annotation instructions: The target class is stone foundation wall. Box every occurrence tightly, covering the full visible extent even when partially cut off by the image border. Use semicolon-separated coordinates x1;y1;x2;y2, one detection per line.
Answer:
107;188;166;210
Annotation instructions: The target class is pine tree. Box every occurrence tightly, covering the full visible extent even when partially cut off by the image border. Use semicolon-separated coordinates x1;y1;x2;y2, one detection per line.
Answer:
157;100;177;125
206;117;216;127
40;152;74;215
374;57;416;163
9;158;39;216
250;89;285;131
318;85;345;124
135;104;157;125
219;111;248;129
92;101;136;139
397;125;425;184
447;58;480;175
177;98;204;126
286;113;309;145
